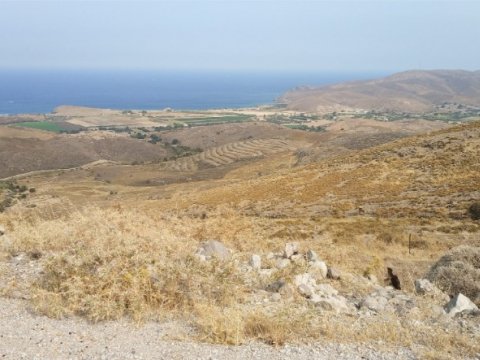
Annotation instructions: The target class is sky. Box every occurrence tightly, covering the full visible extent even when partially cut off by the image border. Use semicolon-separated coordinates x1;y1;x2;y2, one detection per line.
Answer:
0;0;478;72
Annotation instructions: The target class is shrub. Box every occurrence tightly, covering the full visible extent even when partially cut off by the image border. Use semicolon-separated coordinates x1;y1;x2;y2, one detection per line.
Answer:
468;202;480;220
426;245;480;305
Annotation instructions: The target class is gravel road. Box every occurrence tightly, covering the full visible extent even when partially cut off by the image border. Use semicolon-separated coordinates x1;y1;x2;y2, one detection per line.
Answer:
0;298;416;360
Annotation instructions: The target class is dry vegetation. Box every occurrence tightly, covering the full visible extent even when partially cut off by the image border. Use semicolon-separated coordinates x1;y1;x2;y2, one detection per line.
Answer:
1;120;480;358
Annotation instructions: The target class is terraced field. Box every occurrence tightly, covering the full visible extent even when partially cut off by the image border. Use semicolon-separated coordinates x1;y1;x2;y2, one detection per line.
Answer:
164;138;296;171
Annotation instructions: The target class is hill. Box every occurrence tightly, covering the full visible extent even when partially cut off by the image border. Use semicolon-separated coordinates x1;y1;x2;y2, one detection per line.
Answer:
280;70;480;113
1;118;479;358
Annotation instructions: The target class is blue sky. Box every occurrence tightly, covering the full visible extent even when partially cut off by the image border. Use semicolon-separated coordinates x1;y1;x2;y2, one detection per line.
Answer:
0;1;478;72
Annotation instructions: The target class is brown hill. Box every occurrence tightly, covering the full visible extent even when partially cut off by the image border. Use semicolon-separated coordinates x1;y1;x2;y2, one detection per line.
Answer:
280;70;480;112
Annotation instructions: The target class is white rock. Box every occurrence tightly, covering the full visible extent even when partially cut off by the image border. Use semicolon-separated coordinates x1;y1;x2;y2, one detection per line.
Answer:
313;295;350;313
294;273;316;288
249;254;262;270
315;283;339;297
309;260;328;279
360;295;389;313
275;258;291;269
298;284;315;298
415;279;433;295
196;240;231;261
284;242;299;259
290;253;304;263
445;293;479;317
306;250;318;262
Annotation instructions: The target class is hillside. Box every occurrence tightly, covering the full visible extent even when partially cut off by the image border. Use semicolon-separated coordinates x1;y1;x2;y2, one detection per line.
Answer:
1;120;479;359
280;70;480;112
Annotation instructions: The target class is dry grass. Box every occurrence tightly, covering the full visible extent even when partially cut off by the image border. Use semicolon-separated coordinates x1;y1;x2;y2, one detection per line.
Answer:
1;122;480;358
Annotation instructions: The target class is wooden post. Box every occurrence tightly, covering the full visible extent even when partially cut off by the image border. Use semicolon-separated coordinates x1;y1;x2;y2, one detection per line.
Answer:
408;233;412;255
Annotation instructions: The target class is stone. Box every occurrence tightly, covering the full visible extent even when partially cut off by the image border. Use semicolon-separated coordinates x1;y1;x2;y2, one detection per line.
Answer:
360;294;389;313
196;240;231;261
312;295;350;313
290;254;304;263
415;279;436;295
284;242;299;259
309;260;328;279
315;283;338;297
294;273;316;288
298;284;315;298
275;258;291;269
327;267;341;280
306;249;318;262
249;254;262;270
0;225;5;236
445;293;479;317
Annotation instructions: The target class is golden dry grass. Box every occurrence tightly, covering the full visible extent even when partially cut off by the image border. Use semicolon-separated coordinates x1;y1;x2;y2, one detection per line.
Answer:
1;122;480;358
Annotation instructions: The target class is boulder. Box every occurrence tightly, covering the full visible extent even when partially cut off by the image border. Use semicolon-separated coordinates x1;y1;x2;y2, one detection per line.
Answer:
311;295;351;313
294;273;316;288
315;283;339;297
445;293;479;317
327;267;341;280
196;240;231;261
309;260;328;279
283;242;299;259
360;294;390;313
415;278;436;295
298;284;315;298
249;254;262;270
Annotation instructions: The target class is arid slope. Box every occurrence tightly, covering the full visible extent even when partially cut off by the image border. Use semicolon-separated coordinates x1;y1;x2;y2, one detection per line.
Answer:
281;70;480;112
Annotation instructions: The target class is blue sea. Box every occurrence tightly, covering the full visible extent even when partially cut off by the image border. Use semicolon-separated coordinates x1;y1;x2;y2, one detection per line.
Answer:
0;70;383;115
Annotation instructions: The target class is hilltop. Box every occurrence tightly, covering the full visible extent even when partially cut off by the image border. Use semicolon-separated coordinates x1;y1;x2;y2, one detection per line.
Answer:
280;70;480;112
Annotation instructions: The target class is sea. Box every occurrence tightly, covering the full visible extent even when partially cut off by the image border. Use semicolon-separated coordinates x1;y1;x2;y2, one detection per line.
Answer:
0;70;384;115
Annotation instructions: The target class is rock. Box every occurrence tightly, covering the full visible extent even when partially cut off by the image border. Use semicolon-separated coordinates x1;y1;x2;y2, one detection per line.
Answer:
290;253;304;263
415;278;436;295
196;240;231;261
298;284;315;298
249;254;262;270
275;258;291;269
366;274;378;284
283;242;299;259
312;295;351;313
294;273;316;288
445;293;479;317
327;267;341;280
315;283;338;297
266;280;286;293
306;250;318;262
309;260;328;279
360;294;389;313
0;225;5;236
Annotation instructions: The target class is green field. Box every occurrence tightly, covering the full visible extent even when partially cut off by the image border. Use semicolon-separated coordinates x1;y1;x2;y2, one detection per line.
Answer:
180;114;254;126
15;121;65;132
